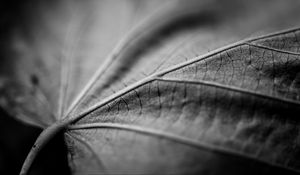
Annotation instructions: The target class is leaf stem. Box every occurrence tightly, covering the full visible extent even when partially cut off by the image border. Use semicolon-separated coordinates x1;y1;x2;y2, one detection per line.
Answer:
19;119;69;175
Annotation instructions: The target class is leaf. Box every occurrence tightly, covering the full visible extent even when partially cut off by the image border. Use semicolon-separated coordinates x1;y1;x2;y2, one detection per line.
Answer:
1;0;300;174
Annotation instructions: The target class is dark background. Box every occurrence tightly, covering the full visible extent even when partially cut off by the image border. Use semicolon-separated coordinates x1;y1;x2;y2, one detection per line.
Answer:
0;108;70;175
0;0;70;174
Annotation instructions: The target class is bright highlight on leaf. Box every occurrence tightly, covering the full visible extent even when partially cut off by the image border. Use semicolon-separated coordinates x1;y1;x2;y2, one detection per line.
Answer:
0;0;300;174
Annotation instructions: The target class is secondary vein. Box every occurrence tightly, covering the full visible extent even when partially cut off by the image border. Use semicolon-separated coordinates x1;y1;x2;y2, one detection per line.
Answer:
68;122;300;174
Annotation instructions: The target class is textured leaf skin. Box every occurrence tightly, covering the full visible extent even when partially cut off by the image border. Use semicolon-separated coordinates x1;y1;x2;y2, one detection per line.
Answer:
1;0;300;174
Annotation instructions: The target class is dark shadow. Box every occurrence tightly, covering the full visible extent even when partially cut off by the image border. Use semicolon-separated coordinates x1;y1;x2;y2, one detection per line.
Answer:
0;108;70;175
261;61;300;90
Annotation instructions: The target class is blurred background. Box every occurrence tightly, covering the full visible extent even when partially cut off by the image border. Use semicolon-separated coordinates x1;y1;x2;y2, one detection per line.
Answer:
0;0;70;174
0;108;70;175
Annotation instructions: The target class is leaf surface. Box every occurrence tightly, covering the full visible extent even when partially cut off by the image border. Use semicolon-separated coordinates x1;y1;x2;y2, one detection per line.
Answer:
1;0;300;174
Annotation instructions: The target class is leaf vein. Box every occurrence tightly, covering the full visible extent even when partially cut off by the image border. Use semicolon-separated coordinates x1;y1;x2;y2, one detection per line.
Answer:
68;123;300;174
